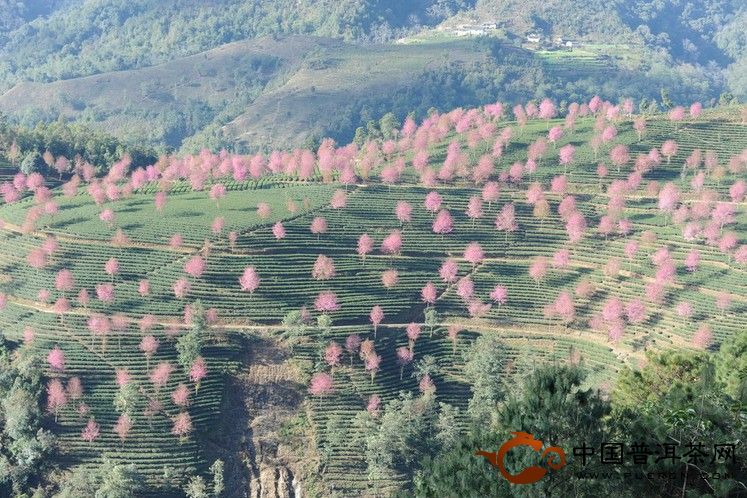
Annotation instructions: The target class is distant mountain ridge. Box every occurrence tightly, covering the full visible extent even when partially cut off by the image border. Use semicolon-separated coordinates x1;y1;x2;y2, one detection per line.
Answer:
0;0;744;152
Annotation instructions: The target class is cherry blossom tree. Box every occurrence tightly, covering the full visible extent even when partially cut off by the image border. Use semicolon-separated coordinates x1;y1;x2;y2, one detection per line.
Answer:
406;322;422;352
324;342;343;373
309;372;334;397
184;256;206;278
482;182;500;207
150;362;175;393
190;357;208;391
558;144;575;174
171;384;191;408
345;334;362;366
381;269;399;289
137;279;150;297
315;292;340;312
47;379;67;422
310;217;328;239
365;353;381;384
272;222;286;240
439;258;459;283
55;269;75;295
565;211;587;244
692;324;712;349
169;233;184;249
395;201;413;225
489;284;508;319
495;203;517;243
661;140;678;163
456;276;474;302
465;196;483;225
172;412;193;439
81;419;100;442
633;117;646;140
689;102;703;120
48;346;65;371
529;257;548;288
668;106;686;127
312;255;336;280
421;281;437;305
239;267;260;295
357;234;374;264
463;242;484;267
424;191;443;214
396;347;414;380
657;182;680;221
140;335;159;369
173;278;190;299
715;292;732;316
114;413;133;444
210;184;226;207
609;144;630;172
625;299;647;324
553;291;575;327
370;305;384;336
380;230;403;256
432;209;454;236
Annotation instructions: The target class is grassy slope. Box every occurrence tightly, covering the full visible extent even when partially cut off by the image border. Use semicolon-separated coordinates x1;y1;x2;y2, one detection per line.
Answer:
0;36;328;147
0;37;498;151
0;110;745;495
222;39;491;150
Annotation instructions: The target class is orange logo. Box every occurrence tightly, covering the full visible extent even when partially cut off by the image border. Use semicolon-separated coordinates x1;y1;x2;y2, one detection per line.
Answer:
476;432;567;484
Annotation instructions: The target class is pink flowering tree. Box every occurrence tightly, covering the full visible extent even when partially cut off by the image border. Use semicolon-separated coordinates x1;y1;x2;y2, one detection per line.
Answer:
396;347;414;380
312;255;336;280
309;372;334;397
424;191;443;215
553;292;575;328
184;256;206;279
172;412;193;440
150;362;175;394
357;233;374;264
421;281;437;306
529;257;548;288
315;292;340;312
114;413;133;444
406;322;422;353
190;356;208;391
395;201;413;225
661;140;678;163
139;335;159;369
55;269;75;296
381;269;399;290
447;325;462;353
272;222;286;240
462;242;485;268
380;230;403;256
47;379;67;422
432;209;454;237
171;384;191;408
239;267;260;295
495;203;518;243
692;324;712;349
439;258;459;283
370;305;384;336
345;334;362;366
489;285;508;317
324;342;343;375
365;353;381;385
81;419;100;443
310;217;328;239
47;346;66;371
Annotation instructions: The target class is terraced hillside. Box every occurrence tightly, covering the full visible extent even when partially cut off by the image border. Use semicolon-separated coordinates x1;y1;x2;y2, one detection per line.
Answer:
0;101;745;496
